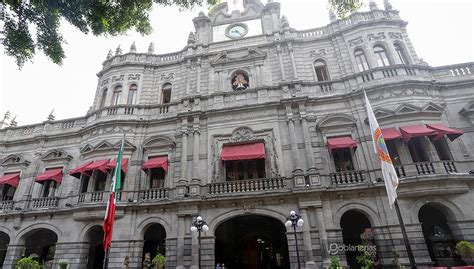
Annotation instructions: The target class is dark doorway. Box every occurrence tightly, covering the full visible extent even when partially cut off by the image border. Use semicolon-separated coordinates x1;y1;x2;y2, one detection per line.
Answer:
340;210;377;268
143;224;166;262
0;231;9;268
215;215;289;269
23;229;58;265
419;204;462;267
86;226;105;269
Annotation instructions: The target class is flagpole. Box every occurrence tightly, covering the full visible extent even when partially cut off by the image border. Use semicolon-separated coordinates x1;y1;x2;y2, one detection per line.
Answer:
394;199;417;269
103;249;110;269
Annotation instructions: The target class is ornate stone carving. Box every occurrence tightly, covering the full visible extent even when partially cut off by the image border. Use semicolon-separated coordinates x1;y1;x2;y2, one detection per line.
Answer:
348;36;363;47
371;88;431;101
100;78;109;86
112;75;124;82
388;32;403;40
128;74;141;80
310;48;326;57
230;127;256;143
160;73;174;80
211;47;266;66
367;32;385;41
41;149;72;162
1;154;30;167
187;32;196;45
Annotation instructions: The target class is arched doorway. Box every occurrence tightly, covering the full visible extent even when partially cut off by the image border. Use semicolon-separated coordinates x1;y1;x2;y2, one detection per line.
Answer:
340;210;377;268
86;226;105;269
215;215;289;269
23;229;58;265
419;204;462;266
143;224;166;262
0;231;9;268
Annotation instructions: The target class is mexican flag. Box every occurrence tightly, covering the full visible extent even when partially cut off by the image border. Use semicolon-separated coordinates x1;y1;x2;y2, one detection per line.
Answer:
103;137;124;251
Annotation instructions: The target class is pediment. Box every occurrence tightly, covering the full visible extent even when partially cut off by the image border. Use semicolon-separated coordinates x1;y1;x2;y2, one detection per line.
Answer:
41;149;73;162
364;108;394;124
317;113;357;129
208;0;264;24
230;127;257;143
96;141;114;150
459;100;474;117
143;136;175;149
80;144;94;154
211;47;266;66
1;154;30;167
81;140;136;156
394;104;420;114
421;102;443;113
113;140;137;151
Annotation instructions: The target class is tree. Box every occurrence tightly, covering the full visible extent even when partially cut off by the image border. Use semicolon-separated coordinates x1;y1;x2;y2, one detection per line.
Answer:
1;0;219;68
328;0;364;19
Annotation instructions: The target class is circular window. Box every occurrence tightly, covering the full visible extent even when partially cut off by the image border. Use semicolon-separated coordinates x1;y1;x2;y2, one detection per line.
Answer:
225;23;249;39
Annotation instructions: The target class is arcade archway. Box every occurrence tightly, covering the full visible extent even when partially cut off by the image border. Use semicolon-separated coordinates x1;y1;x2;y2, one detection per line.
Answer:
340;210;377;268
0;231;9;267
86;225;105;269
419;204;462;266
215;215;289;269
22;228;58;265
143;223;166;262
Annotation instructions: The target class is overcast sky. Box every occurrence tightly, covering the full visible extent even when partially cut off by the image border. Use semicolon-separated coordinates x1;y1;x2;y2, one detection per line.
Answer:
1;0;473;126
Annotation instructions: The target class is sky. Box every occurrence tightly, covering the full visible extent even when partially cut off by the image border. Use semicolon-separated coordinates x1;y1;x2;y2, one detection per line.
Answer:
1;0;473;126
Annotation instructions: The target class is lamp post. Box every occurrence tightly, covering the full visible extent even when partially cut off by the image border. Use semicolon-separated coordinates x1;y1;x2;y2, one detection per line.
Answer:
285;210;304;269
191;216;209;269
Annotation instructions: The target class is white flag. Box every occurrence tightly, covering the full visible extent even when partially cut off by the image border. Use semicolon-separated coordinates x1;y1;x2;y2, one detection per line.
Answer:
364;91;399;207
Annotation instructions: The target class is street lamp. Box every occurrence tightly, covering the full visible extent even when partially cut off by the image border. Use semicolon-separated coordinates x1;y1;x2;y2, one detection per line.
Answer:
285;210;304;269
191;216;209;269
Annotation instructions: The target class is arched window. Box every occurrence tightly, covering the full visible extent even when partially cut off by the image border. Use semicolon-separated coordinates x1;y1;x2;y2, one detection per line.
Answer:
373;45;390;67
99;88;107;108
231;71;249;91
394;43;409;64
314;60;330;81
162;83;172;104
354;49;369;72
127;84;138;105
111;86;122;106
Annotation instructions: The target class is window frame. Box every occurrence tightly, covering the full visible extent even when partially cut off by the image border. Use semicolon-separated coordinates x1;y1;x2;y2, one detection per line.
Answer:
354;49;370;72
111;85;123;106
373;45;390;67
161;83;172;104
394;43;409;65
127;84;138;105
313;59;330;82
99;88;108;108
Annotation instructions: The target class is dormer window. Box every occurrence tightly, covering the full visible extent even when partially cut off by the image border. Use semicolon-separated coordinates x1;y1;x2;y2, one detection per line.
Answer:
314;60;330;81
111;86;122;106
162;83;172;104
231;71;249;91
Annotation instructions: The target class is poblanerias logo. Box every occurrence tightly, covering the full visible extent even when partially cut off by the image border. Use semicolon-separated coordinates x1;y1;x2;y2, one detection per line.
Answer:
326;243;377;255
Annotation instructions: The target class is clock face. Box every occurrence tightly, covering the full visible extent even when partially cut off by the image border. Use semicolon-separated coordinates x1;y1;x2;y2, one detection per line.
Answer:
226;24;248;39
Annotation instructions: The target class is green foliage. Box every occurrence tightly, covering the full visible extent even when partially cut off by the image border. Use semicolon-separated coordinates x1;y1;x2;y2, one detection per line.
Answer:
2;0;220;68
391;251;406;269
328;0;364;19
152;253;166;266
59;261;68;269
15;257;40;269
356;246;375;269
456;241;474;262
330;256;343;269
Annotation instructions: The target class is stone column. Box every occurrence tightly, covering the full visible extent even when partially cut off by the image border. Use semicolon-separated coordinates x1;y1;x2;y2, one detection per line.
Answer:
277;44;286;81
2;244;25;269
176;216;186;269
54;241;90;269
288;43;298;79
185;60;191;96
192;116;200;179
299;104;315;172
180;118;189;181
195;58;202;94
190;219;199;269
300;208;317;268
286;106;302;174
315;207;331;266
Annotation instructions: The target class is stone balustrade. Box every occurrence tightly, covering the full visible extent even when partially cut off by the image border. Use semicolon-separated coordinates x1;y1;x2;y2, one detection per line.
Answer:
207;177;286;195
139;188;169;201
330;170;366;186
0;201;14;211
31;197;59;209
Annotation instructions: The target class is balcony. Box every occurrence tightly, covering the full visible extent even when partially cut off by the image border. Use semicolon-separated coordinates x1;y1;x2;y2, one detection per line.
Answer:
30;197;59;209
0;200;14;211
207;177;287;196
394;161;467;179
140;188;169;201
330;170;367;186
77;191;123;204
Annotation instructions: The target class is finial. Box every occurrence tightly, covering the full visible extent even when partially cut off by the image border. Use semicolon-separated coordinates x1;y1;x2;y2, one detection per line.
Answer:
281;15;290;30
383;0;393;10
369;0;378;10
148;42;154;54
3;111;11;121
130;42;136;53
106;50;113;59
198;11;205;16
115;45;122;56
329;9;337;22
10;116;17;127
187;32;196;45
47;109;55;121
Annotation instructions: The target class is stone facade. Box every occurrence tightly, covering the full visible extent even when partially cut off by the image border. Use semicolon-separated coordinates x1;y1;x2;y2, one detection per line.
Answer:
1;0;474;268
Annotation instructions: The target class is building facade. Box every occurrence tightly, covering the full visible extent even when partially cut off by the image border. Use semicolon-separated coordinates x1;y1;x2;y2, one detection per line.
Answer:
1;0;474;268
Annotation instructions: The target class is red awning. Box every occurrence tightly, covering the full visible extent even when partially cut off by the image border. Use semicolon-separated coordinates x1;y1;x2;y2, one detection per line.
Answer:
381;128;402;141
220;142;266;161
142;157;168;172
36;168;63;184
0;173;20;187
426;124;464;141
400;125;437;142
327;137;358;152
106;158;129;174
84;159;110;174
69;161;93;179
